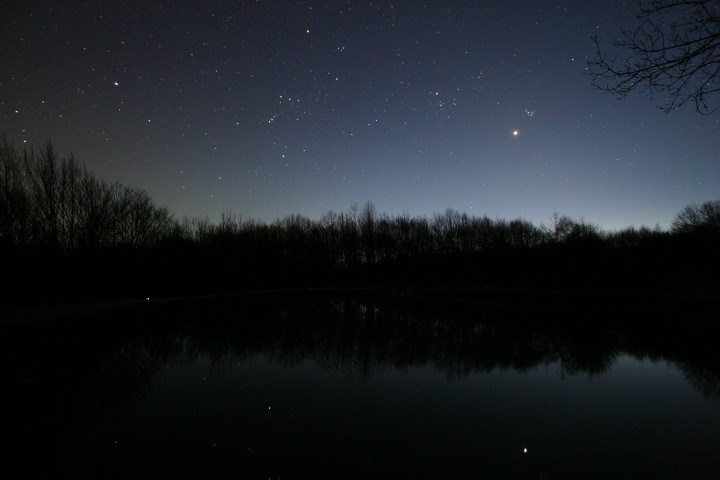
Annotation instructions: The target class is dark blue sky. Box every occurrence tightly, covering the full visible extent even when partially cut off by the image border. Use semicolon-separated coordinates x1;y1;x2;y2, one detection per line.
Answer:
2;0;718;229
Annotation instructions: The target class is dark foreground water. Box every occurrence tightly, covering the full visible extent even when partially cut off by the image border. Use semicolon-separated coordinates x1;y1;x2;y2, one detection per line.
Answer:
2;293;719;479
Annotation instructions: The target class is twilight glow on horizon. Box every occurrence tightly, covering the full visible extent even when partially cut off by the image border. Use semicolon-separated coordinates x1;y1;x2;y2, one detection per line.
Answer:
1;0;718;230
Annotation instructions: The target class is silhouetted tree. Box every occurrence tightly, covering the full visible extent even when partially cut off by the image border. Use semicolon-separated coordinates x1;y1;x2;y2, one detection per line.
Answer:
544;213;577;243
0;139;178;253
564;220;604;246
359;201;377;264
339;205;361;267
431;208;463;254
319;210;344;266
26;142;64;250
507;218;545;248
0;138;32;249
670;198;720;235
607;225;661;248
589;0;720;114
109;186;176;248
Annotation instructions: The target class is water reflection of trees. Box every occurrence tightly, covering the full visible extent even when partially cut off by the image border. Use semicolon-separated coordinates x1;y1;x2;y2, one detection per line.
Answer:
4;294;720;480
71;295;720;402
679;363;720;397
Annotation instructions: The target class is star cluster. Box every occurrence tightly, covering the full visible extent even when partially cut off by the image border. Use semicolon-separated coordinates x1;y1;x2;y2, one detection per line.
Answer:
1;0;718;229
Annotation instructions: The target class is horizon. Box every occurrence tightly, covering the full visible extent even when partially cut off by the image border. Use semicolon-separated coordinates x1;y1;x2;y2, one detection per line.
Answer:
2;134;710;232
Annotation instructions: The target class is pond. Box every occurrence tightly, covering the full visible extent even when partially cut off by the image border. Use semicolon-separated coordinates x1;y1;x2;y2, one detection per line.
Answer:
3;293;719;479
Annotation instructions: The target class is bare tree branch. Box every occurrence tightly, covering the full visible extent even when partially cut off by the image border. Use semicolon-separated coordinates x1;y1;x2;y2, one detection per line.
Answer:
588;0;720;114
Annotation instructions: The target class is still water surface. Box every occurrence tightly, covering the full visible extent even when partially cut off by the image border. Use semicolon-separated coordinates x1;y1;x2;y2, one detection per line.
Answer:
4;295;720;479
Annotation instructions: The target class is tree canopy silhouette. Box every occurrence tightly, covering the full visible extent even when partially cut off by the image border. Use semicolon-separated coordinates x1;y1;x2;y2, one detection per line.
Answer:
670;198;720;235
0;137;176;253
2;136;719;305
588;0;720;114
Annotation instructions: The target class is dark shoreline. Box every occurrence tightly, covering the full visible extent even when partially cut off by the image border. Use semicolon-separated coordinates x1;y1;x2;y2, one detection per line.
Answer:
3;279;718;330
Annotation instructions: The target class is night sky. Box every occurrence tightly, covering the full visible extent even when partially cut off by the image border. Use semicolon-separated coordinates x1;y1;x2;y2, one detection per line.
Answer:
2;1;718;229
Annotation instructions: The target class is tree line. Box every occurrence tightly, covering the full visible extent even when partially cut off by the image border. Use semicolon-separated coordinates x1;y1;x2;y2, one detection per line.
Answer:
1;138;718;303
